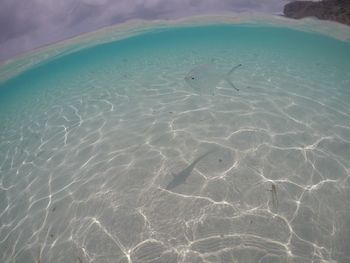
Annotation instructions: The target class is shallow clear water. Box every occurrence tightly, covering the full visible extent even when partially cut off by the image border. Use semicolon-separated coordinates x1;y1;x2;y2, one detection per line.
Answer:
1;24;350;263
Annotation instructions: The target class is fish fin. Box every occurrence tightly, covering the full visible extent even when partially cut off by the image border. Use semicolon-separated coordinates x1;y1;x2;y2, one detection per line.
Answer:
225;77;240;92
227;64;242;75
224;64;241;91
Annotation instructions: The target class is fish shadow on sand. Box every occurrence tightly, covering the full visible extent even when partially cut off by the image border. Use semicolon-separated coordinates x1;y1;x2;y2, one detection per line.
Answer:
166;151;214;190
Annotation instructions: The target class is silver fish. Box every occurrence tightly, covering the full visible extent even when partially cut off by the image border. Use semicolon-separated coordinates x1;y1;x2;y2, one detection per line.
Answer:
184;63;242;94
268;184;278;212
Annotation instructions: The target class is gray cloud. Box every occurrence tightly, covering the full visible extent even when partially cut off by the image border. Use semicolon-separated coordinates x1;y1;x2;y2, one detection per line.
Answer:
0;0;288;61
0;0;39;43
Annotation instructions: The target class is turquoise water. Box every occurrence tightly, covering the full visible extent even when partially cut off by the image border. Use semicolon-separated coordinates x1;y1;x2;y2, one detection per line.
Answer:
1;24;350;262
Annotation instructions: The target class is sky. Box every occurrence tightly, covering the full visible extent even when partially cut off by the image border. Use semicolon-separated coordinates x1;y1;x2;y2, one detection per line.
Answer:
0;0;290;61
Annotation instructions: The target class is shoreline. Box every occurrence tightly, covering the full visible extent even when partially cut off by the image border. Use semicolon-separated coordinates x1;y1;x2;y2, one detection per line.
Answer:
1;13;350;83
284;0;350;26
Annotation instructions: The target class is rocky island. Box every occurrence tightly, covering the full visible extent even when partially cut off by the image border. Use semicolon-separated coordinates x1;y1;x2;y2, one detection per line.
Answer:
283;0;350;26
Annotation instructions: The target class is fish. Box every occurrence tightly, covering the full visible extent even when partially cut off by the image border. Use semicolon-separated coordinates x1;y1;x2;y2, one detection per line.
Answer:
184;62;242;94
268;184;278;211
166;151;214;190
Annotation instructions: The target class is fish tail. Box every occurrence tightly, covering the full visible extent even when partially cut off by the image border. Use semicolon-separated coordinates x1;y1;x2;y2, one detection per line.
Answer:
225;77;239;91
227;64;242;75
225;64;241;92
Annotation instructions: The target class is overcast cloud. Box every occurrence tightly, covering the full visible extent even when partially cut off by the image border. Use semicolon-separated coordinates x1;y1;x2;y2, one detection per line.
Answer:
0;0;289;61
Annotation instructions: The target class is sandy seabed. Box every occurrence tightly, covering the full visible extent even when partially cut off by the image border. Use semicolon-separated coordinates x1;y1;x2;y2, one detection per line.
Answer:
1;17;350;263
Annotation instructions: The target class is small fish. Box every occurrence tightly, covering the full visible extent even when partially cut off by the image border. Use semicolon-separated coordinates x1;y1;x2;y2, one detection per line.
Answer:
184;63;242;94
268;184;278;211
166;151;214;190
